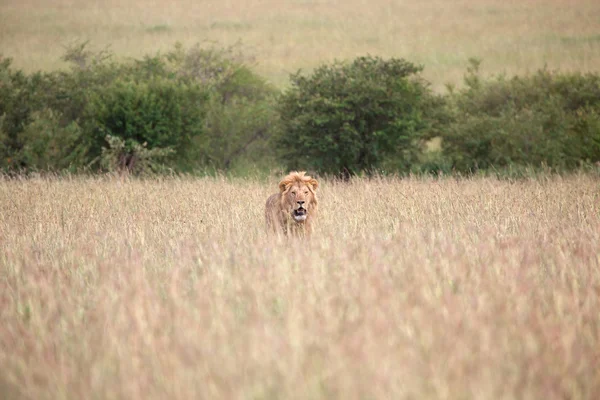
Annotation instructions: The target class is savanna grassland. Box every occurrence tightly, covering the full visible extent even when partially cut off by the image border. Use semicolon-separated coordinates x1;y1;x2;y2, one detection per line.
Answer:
2;0;600;398
1;0;600;88
1;174;599;399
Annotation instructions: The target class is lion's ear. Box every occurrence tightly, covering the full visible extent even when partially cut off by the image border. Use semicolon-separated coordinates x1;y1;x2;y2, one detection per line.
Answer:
308;179;319;191
279;181;288;193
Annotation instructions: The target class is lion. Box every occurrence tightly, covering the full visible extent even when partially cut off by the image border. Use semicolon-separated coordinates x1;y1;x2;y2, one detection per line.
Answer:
265;171;319;236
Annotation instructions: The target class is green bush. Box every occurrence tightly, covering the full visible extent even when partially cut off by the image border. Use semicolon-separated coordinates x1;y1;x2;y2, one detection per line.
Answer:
162;42;280;171
199;58;280;170
442;60;600;172
0;42;279;173
14;109;85;171
84;78;208;171
277;56;441;176
4;46;599;176
0;57;53;168
98;135;175;175
205;94;279;170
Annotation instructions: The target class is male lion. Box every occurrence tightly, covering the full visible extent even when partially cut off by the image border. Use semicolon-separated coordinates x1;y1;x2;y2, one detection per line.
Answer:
265;171;319;236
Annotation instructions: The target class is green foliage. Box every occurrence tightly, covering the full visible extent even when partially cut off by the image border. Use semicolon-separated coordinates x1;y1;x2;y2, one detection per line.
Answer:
3;46;600;176
14;109;85;171
411;150;453;176
197;51;280;170
84;78;208;171
162;42;280;171
277;56;439;176
0;42;278;173
0;57;53;167
98;135;174;175
442;60;600;172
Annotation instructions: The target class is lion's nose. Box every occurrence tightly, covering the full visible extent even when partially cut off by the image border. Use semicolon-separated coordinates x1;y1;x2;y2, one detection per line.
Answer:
297;200;305;206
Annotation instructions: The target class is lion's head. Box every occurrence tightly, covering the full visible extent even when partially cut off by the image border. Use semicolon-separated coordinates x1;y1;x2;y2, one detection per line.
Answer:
279;171;319;223
265;171;319;236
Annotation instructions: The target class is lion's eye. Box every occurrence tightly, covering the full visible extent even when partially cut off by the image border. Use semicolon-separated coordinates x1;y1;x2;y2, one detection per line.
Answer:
291;191;296;196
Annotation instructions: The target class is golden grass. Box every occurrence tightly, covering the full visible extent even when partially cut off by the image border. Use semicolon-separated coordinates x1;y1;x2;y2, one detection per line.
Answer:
1;0;600;88
1;174;599;399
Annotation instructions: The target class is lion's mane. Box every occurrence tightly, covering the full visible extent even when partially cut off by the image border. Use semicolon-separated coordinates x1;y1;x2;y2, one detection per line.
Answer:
265;171;319;236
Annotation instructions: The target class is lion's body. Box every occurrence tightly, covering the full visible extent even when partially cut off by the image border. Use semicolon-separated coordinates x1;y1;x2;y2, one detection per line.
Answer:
265;171;319;237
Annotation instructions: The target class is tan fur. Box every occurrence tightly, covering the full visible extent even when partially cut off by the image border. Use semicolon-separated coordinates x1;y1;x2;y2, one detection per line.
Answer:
265;171;319;237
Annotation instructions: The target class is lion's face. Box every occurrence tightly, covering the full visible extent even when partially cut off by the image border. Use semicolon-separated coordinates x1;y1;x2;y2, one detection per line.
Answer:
282;182;316;223
266;171;319;235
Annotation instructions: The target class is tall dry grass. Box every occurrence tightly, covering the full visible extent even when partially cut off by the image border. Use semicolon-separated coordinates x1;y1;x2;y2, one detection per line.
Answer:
1;0;600;88
1;174;599;399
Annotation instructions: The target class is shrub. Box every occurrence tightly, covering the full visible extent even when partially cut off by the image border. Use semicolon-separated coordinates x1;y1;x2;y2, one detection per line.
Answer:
14;109;85;171
0;42;280;173
98;135;174;175
277;56;440;176
84;78;208;171
0;57;54;168
204;94;279;170
164;42;280;171
442;60;600;172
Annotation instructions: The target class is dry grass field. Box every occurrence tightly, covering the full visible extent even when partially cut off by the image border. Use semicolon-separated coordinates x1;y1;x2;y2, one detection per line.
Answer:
1;174;599;399
2;0;600;88
2;1;600;398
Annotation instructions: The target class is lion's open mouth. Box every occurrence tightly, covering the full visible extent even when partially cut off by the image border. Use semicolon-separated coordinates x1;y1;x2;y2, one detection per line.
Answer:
293;207;307;222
